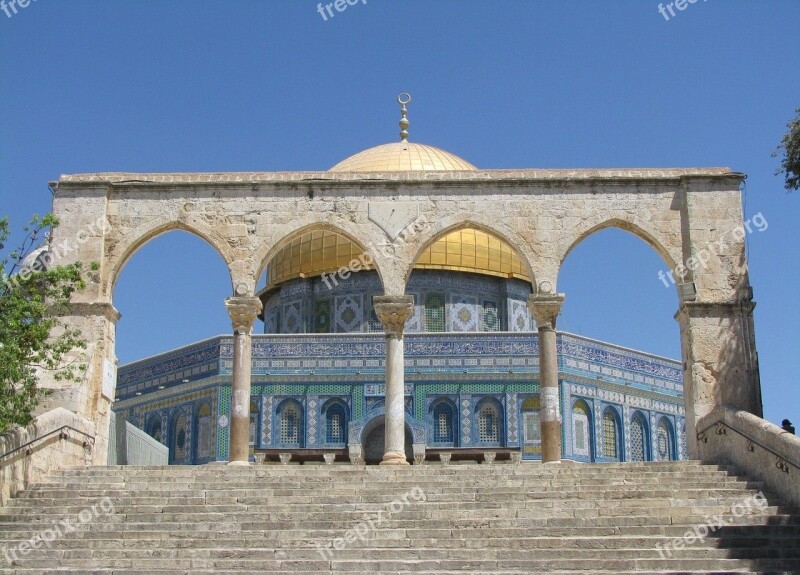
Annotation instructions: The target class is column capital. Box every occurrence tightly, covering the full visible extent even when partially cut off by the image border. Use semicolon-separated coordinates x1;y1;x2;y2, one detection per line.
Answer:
373;295;414;338
225;296;263;334
527;294;565;330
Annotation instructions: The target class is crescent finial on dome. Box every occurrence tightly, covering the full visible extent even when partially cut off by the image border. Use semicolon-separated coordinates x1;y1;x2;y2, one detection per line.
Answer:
398;93;411;142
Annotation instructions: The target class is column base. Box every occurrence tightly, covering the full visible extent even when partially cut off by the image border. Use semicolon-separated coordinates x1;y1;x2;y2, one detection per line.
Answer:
541;419;563;463
227;460;250;467
380;451;411;466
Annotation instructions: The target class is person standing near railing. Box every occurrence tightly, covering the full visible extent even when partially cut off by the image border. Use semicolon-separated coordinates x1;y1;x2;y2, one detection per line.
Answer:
781;419;796;435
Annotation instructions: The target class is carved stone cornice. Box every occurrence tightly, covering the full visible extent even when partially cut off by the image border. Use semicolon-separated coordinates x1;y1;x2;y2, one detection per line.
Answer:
373;295;414;338
675;299;756;322
527;294;565;330
225;297;263;334
66;302;121;323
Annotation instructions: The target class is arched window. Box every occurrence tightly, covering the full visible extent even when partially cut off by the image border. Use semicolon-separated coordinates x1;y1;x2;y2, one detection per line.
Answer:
476;398;503;446
602;408;620;461
146;415;163;444
195;403;213;460
171;411;189;463
521;396;541;448
278;400;304;447
630;412;649;462
249;400;259;448
572;400;592;458
323;400;348;445
656;417;675;461
430;399;456;446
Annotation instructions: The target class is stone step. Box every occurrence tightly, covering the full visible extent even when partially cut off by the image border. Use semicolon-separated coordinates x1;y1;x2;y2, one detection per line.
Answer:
2;461;798;573
5;488;769;508
6;557;800;571
9;567;798;575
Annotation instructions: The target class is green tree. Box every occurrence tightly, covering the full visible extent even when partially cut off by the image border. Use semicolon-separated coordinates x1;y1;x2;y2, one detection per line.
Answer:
775;108;800;191
0;214;88;433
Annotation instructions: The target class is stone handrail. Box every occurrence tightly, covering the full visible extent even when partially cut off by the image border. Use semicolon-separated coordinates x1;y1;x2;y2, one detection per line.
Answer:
0;408;96;507
696;405;800;507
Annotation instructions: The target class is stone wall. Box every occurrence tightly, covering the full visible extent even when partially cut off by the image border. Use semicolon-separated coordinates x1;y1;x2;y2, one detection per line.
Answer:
697;405;800;507
0;408;95;507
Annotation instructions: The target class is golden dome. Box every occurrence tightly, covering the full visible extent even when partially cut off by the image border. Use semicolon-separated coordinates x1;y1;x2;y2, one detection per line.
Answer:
415;228;531;281
329;141;477;173
264;230;365;290
264;227;530;290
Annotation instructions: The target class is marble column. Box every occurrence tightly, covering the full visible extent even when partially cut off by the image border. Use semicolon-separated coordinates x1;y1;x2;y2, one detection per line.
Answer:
528;294;565;464
225;296;263;466
373;295;414;466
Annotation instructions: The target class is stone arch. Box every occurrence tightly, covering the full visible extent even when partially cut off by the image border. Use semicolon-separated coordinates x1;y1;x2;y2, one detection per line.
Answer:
403;218;537;292
360;414;414;465
255;222;386;294
105;221;234;299
556;218;680;294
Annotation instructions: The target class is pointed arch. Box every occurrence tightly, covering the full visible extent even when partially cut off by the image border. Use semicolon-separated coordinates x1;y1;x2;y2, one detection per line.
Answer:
556;218;682;296
429;397;458;447
256;223;385;292
321;398;349;446
406;219;536;290
106;221;233;298
275;399;304;448
655;416;676;461
571;399;593;460
629;410;650;462
475;397;504;446
601;407;622;462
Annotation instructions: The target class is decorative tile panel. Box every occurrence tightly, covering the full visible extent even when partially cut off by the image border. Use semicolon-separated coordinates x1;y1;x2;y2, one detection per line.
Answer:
334;294;363;333
450;294;478;332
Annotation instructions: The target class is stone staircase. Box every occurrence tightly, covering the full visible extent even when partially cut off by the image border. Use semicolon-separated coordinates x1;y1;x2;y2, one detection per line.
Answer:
1;460;799;574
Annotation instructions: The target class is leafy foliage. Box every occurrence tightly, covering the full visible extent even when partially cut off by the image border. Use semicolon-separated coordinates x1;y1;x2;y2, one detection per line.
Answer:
775;108;800;191
0;214;87;433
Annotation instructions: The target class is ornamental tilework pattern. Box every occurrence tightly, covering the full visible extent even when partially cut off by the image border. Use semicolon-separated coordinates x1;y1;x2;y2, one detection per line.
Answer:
116;328;686;465
481;301;500;332
282;300;304;334
307;395;319;446
509;299;531;332
262;395;273;446
460;395;472;447
450;294;479;332
405;292;424;332
334;295;363;333
506;392;519;445
217;386;231;460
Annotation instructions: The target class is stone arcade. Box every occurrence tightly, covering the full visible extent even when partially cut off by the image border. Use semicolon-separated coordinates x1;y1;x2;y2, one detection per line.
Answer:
39;97;762;467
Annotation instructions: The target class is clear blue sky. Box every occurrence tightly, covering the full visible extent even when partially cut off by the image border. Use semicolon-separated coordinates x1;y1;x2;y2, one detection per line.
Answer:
1;1;797;426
